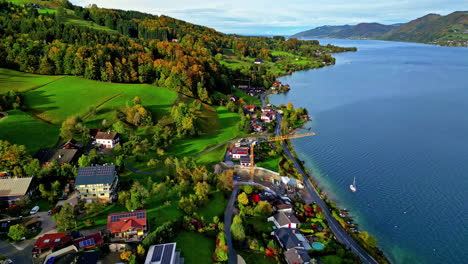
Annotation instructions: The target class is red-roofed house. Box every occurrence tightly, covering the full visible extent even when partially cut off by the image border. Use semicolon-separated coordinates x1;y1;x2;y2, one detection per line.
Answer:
74;232;104;249
107;210;148;242
244;105;257;113
33;233;73;254
229;148;249;160
261;111;277;123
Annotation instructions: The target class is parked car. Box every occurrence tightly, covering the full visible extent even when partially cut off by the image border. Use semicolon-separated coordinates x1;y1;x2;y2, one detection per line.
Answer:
30;206;40;215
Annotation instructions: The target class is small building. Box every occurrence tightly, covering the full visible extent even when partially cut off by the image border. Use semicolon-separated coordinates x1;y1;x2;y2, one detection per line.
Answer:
229;148;249;160
75;165;118;203
238;85;249;90
0;177;34;204
60;139;83;150
95;131;119;148
254;59;265;65
275;203;294;213
261;111;276;123
34;148;81;165
229;95;239;102
107;210;148;242
261;107;273;113
268;212;300;229
240;156;252;167
33;233;73;255
74;232;104;249
273;228;311;251
244;105;257;113
284;248;311;264
252;124;264;133
144;243;184;264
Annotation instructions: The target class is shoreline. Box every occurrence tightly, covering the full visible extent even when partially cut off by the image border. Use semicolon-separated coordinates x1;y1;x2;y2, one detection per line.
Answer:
266;81;391;263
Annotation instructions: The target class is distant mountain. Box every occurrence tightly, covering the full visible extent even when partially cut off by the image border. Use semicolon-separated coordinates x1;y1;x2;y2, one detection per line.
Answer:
332;23;398;39
290;25;351;38
381;11;468;45
291;11;468;46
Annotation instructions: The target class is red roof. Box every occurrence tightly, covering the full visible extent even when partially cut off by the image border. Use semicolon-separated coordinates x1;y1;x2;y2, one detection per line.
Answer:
230;148;249;155
107;210;147;233
34;233;72;251
74;232;104;249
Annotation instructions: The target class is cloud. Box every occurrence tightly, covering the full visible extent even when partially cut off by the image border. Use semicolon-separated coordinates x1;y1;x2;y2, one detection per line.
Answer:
70;0;467;34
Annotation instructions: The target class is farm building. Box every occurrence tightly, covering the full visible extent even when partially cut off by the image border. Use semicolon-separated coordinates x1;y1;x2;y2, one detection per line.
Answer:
95;131;119;148
0;177;34;204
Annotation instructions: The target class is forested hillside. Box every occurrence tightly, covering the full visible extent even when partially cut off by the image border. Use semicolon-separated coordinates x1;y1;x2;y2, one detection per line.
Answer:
0;0;355;100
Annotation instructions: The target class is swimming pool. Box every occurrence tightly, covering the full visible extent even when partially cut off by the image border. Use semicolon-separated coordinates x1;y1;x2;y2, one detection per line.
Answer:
312;242;325;250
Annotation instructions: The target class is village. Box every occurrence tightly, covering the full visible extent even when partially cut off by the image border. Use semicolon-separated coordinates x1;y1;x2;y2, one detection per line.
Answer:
0;81;362;264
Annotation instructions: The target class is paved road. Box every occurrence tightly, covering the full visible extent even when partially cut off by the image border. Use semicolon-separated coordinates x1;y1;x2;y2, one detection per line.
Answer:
224;186;239;264
276;113;378;264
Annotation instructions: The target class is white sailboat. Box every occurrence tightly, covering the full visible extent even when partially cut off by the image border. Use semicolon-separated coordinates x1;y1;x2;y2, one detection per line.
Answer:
350;177;357;192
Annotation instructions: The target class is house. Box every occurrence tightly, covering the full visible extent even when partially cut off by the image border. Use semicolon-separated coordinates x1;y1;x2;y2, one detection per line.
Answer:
254;58;265;65
244;105;257;113
274;203;294;213
255;87;266;93
60;139;83;150
75;165;118;203
238;85;249;90
272;81;282;87
34;148;81;165
268;212;300;229
240;156;252;167
95;131;119;148
0;177;34;204
261;111;276;123
144;243;184;264
171;38;179;43
229;148;249;160
273;228;311;251
229;95;239;102
284;248;312;264
107;210;148;242
261;107;273;113
74;232;104;249
33;233;73;254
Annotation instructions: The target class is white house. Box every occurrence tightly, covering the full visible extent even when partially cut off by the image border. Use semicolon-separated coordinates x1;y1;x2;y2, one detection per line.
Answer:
95;131;119;148
261;111;276;123
268;212;300;229
240;156;252;167
229;148;249;160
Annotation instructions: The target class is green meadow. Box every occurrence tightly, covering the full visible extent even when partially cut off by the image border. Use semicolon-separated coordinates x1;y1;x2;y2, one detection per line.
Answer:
24;76;177;125
0;68;63;94
0;110;59;154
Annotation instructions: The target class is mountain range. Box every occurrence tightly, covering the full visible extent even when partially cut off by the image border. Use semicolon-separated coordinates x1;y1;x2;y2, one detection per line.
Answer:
290;11;468;47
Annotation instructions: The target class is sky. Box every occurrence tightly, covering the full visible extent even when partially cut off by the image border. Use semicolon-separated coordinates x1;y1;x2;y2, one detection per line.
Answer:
71;0;467;35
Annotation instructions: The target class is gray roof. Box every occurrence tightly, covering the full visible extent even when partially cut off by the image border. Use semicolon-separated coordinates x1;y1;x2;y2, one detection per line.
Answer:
34;149;81;164
274;228;309;250
274;212;300;226
145;243;181;264
75;165;116;186
0;177;33;197
284;248;311;264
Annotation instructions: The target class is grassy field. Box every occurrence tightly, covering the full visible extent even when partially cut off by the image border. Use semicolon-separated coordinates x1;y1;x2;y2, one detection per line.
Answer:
24;76;177;125
175;232;215;264
0;68;63;94
169;106;242;158
0;110;59;154
256;157;280;172
198;191;229;220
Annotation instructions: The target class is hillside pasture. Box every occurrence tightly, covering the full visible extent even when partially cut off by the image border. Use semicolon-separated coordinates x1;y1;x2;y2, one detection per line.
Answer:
0;110;59;154
0;68;63;94
24;76;177;125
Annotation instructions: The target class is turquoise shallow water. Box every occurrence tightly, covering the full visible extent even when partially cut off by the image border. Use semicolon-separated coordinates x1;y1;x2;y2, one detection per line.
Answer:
270;40;468;264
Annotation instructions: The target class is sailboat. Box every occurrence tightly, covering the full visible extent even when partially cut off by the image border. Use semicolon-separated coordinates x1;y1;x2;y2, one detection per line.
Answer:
350;177;357;192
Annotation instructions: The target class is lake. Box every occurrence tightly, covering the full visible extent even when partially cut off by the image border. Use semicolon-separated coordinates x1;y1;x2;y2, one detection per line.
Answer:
270;40;468;264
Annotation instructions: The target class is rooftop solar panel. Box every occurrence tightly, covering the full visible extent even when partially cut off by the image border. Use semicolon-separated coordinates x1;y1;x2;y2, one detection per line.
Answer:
151;245;164;262
110;211;146;223
161;244;175;264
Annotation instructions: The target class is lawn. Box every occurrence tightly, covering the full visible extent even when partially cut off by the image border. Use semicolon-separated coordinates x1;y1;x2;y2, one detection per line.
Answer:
198;191;229;220
195;143;227;165
320;255;346;264
0;68;63;94
24;76;177;125
76;203;127;230
249;216;273;233
0;110;59;154
169;106;242;157
256;157;280;172
175;231;215;264
239;250;277;264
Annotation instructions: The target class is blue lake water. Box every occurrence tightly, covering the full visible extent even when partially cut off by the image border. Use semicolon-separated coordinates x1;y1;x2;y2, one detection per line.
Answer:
270;40;468;264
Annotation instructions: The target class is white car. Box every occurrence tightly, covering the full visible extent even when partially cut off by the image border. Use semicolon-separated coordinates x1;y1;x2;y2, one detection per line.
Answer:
30;206;40;215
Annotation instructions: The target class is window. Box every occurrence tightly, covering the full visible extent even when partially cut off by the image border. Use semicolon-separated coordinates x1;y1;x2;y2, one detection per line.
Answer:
44;239;50;243
93;194;97;196
101;193;105;196
54;239;61;242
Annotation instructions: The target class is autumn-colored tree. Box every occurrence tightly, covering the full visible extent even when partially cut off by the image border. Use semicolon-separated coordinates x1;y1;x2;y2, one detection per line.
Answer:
217;170;234;191
237;192;249;206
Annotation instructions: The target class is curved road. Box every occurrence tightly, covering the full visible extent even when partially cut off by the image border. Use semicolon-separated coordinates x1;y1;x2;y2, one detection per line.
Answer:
276;114;378;264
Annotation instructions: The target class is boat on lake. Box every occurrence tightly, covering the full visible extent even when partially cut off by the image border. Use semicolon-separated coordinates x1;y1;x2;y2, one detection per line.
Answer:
350;177;356;192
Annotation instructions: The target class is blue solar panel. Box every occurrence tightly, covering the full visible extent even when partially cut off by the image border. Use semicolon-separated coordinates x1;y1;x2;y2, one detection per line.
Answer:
110;211;146;223
161;244;174;264
79;238;95;248
151;245;164;262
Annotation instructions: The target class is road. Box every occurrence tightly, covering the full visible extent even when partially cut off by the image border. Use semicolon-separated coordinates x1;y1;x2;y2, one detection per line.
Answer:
224;186;239;264
276;113;378;264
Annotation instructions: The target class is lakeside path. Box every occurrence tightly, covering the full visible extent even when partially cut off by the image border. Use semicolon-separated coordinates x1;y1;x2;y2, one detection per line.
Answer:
275;113;378;264
224;186;239;264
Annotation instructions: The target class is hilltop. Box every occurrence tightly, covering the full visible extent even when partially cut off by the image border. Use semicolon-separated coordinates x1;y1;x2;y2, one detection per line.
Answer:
291;11;468;47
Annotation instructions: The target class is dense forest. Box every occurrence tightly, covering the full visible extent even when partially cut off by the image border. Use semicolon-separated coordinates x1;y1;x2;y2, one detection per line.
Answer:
0;0;355;99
